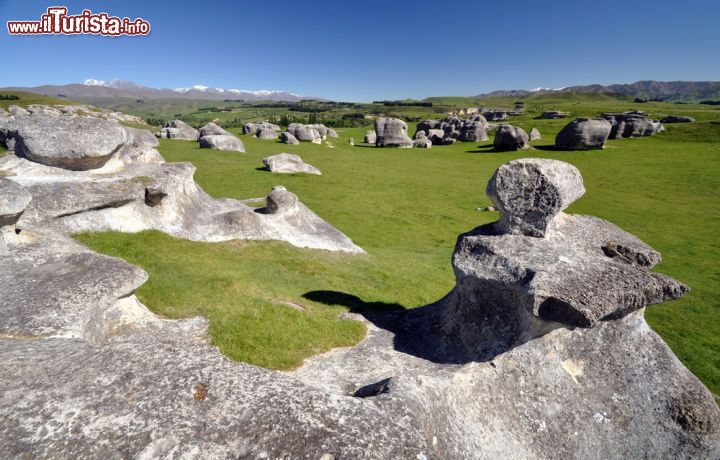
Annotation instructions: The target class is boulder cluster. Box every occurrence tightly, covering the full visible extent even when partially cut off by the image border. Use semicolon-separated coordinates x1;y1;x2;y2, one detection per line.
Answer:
415;114;490;145
243;121;281;139
281;123;339;144
601;111;664;139
0;104;718;457
157;119;199;140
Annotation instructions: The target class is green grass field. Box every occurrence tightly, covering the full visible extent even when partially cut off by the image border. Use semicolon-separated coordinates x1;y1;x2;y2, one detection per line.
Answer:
72;97;720;396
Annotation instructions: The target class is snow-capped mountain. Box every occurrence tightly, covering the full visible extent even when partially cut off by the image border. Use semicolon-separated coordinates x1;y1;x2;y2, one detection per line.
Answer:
1;79;316;102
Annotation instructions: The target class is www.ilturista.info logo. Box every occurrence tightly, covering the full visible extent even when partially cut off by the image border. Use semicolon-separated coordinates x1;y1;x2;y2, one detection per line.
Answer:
7;7;151;36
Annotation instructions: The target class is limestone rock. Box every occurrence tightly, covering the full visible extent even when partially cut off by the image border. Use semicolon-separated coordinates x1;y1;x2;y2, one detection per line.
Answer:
3;115;129;170
158;120;198;140
492;124;529;151
602;112;664;139
280;131;300;145
198;122;229;138
459;121;489;142
539;110;570;119
486;158;585;237
555;117;612;150
413;138;432;148
256;127;278;140
374;117;413;148
363;130;376;144
263;153;322;175
243;122;280;135
529;128;541;140
0;178;31;228
199;134;245;152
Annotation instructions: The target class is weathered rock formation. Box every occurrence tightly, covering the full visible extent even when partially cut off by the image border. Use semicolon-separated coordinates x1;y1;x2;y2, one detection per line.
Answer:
280;131;300;145
529;127;541;140
256;127;279;140
601;111;664;139
661;115;695;123
0;106;360;253
363;130;376;144
243;121;280;135
263;153;322;175
374;117;413;148
157;119;199;140
555;117;612;150
416;115;489;145
493;124;529;151
198;122;229;138
2;155;716;458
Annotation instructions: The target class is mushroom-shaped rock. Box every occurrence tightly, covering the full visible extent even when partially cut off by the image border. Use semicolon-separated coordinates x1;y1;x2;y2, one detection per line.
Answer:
158;120;198;140
486;158;585;237
199;134;245;152
492;124;529;151
263;153;321;175
280;131;299;145
265;186;299;214
11;116;129;171
555;117;612;150
529;128;541;141
198;122;229;138
363;130;376;144
256;127;278;140
374;117;413;148
0;178;32;228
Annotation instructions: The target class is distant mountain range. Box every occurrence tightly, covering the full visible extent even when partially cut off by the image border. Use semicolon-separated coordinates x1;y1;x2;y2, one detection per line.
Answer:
477;80;720;102
0;79;317;102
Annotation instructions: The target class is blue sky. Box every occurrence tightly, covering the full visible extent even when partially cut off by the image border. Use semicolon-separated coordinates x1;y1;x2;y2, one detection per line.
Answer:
0;0;718;101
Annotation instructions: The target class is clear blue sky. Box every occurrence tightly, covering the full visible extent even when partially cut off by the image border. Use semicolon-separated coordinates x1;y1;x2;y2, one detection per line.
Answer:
1;0;718;101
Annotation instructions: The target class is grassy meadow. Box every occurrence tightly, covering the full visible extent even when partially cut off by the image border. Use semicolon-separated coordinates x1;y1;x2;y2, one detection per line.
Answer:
63;94;719;395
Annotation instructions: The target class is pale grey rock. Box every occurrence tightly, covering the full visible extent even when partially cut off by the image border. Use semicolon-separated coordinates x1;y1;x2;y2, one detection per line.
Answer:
158;120;198;140
459;121;489;142
256;127;278;140
427;129;446;145
280;131;299;145
326;128;339;138
374;117;413;148
0;178;31;227
198;122;229;138
492;124;529;151
555;117;612;150
661;115;695;123
199;134;245;152
529;128;541;141
3;115;129;170
263;153;321;175
363;130;376;144
486;158;585;237
483;110;508;121
243;122;280;135
413;130;427;140
7;105;29;116
413;138;432;148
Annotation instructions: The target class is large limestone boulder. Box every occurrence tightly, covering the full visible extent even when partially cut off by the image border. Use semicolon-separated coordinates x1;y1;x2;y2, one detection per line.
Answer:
459;121;489;142
374;117;413;148
263;153;321;175
4;116;129;170
198;134;245;152
492;124;529;151
413;138;432;148
280;131;299;145
198;122;229;138
256;127;278;140
555;117;612;150
0;178;31;228
158;120;198;140
287;124;322;142
243;121;280;135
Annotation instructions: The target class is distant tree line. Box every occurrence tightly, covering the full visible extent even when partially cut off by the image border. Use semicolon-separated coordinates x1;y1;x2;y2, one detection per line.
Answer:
700;100;720;105
373;100;433;107
0;94;20;100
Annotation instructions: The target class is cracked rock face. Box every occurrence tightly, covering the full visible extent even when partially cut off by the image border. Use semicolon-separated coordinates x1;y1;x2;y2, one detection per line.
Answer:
602;111;664;139
0;178;32;228
198;122;229;138
198;134;245;152
157;119;198;140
